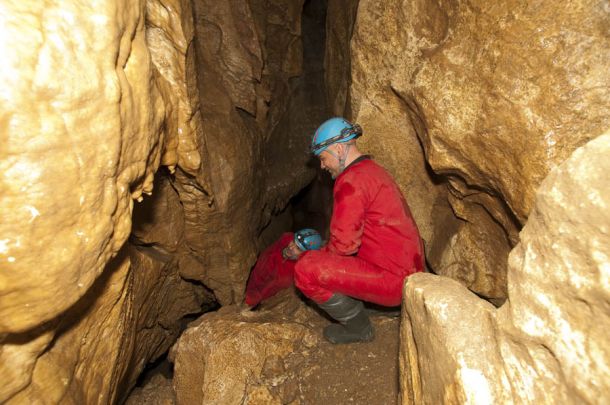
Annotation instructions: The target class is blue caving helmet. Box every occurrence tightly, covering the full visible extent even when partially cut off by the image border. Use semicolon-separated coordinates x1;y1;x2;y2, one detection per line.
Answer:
310;117;362;155
294;228;323;251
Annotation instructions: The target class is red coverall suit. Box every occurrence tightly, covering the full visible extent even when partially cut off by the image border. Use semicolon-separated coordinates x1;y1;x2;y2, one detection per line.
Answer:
294;157;424;307
245;233;296;307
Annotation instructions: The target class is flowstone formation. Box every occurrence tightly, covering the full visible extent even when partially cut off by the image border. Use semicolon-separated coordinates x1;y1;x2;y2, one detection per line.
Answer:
400;133;610;404
326;0;610;299
0;1;209;403
0;0;325;402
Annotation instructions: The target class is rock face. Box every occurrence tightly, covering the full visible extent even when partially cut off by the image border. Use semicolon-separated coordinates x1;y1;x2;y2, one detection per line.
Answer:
125;373;176;405
400;133;610;404
326;0;610;299
0;0;325;402
0;1;185;402
179;0;329;304
171;293;320;404
0;0;164;336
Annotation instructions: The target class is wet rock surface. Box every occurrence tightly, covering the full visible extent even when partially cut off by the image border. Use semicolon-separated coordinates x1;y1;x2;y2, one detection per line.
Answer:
0;1;180;402
182;0;329;305
400;133;610;404
0;0;165;336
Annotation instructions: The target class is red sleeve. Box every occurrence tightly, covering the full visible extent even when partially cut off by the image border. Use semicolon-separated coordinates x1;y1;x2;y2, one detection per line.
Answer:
245;233;294;306
326;175;366;255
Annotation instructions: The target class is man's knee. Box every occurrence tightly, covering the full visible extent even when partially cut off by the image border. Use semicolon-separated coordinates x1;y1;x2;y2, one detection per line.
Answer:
294;250;339;304
294;250;323;289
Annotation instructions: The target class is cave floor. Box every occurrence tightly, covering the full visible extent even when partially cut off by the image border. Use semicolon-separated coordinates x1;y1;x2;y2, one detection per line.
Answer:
292;315;400;404
127;289;400;405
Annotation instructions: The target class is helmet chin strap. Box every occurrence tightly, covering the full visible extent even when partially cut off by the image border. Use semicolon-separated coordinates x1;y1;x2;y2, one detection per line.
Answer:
327;144;351;175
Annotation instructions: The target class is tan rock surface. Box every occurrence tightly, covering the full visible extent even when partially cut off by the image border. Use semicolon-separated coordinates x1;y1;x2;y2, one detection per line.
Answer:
170;293;319;404
432;194;510;298
146;0;202;175
412;2;610;221
125;369;176;405
178;0;327;304
0;1;209;403
2;244;210;404
0;0;164;334
401;133;610;404
504;132;610;402
327;0;610;298
131;175;185;253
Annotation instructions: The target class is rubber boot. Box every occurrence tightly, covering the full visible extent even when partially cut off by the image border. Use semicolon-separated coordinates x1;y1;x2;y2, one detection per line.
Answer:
318;293;374;344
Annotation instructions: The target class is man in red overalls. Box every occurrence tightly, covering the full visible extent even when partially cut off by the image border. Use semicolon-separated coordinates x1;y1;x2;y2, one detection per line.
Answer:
294;117;424;344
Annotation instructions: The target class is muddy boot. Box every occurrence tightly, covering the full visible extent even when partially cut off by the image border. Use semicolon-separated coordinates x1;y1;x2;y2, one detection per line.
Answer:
318;293;374;344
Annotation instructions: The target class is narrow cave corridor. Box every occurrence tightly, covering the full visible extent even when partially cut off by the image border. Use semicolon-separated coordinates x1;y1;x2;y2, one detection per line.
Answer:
0;0;608;404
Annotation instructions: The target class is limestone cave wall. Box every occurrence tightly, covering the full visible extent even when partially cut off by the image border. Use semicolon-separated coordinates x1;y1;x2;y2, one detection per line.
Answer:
1;0;608;403
0;0;327;403
400;132;610;403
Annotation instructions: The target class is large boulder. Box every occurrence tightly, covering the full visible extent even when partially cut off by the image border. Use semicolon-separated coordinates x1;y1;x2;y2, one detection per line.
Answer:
170;293;320;404
400;133;610;404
